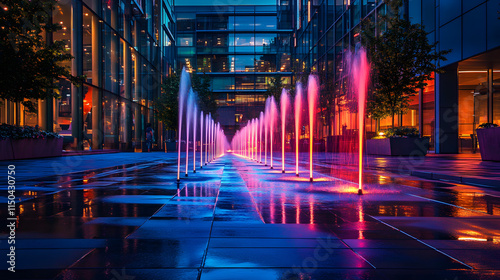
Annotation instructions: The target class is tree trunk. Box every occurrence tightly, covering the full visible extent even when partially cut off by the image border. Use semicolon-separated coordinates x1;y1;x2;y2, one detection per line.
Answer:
392;112;395;128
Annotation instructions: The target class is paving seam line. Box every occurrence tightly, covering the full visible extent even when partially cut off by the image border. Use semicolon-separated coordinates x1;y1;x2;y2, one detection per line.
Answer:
197;159;225;280
368;215;474;270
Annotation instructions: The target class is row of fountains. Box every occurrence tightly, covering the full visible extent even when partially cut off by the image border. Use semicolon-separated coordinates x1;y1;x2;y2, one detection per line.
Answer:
176;69;228;182
176;49;369;194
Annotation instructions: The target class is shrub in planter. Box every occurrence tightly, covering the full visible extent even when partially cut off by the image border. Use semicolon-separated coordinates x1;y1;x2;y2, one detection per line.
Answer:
476;123;500;162
0;124;63;160
366;127;429;156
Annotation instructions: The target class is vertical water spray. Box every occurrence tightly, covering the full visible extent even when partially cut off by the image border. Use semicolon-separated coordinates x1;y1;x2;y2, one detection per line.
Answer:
254;119;258;161
281;89;290;173
205;115;208;165
208;114;212;163
264;99;270;166
251;120;255;160
193;105;197;173
308;75;319;182
185;91;194;177
177;68;190;182
351;49;370;195
259;112;264;163
200;111;204;169
295;83;303;176
270;97;277;169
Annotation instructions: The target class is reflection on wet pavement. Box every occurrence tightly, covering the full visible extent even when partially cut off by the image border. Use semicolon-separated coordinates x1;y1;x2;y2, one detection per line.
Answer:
0;152;499;279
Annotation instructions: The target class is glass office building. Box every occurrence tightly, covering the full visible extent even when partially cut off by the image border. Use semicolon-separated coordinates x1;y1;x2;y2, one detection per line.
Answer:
1;0;176;151
292;0;500;153
175;0;293;137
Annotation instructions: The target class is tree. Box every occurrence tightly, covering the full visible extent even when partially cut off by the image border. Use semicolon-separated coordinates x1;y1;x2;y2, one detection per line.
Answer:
264;75;288;106
363;0;449;128
192;73;217;118
0;0;81;113
157;72;180;130
156;71;217;131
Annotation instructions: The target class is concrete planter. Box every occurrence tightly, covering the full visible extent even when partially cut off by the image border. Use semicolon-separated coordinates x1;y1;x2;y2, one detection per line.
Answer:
366;137;429;156
0;138;63;160
477;127;500;161
165;142;176;152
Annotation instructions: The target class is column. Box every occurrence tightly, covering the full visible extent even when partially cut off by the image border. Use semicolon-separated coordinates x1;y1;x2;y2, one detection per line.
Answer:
435;64;459;154
91;2;103;150
40;12;54;132
133;22;143;149
71;0;83;150
123;0;133;150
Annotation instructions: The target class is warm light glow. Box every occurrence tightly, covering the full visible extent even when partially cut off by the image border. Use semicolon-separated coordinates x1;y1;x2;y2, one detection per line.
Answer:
378;132;385;136
295;84;302;176
457;237;488;242
308;76;318;181
281;90;290;173
353;49;370;193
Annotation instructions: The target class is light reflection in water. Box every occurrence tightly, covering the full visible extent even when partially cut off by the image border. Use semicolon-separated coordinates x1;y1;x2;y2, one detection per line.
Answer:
281;192;286;224
295;195;300;224
309;194;314;225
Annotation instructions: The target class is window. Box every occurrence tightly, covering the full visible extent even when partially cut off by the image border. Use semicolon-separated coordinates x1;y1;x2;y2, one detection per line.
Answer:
255;34;277;53
255;54;276;72
177;35;193;46
234;16;254;31
236;75;255;90
233;34;255;53
232;55;255;72
177;13;195;31
212;77;235;90
255;16;277;30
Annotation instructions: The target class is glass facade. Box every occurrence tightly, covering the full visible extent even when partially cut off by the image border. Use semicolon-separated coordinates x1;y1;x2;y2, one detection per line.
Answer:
1;0;176;151
291;0;500;154
175;3;293;137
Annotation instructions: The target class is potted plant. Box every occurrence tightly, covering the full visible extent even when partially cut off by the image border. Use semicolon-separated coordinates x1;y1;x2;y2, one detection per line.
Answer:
0;124;63;160
476;123;500;161
366;127;430;156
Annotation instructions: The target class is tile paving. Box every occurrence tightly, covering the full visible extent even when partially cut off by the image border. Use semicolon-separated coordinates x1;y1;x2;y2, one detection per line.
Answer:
0;152;499;279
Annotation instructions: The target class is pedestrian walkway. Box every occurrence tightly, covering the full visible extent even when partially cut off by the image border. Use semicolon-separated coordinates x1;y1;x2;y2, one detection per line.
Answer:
1;153;499;279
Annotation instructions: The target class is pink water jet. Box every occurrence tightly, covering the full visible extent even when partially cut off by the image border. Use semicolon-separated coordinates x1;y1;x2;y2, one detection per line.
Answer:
294;83;303;176
281;89;290;173
185;91;194;177
351;49;370;195
259;112;264;163
177;68;190;182
308;75;318;182
193;104;197;173
269;97;277;169
264;99;270;166
205;114;209;165
200;111;204;169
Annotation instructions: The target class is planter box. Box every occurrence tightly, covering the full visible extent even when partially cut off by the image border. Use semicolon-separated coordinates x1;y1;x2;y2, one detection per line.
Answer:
477;127;500;161
165;142;176;152
0;138;63;160
366;137;429;156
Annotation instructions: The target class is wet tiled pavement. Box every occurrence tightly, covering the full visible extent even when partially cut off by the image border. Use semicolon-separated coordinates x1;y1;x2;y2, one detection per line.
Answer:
1;152;500;279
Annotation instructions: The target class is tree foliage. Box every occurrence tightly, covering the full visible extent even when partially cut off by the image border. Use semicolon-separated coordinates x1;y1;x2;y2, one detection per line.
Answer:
156;71;217;131
156;72;180;130
192;73;217;118
264;75;288;106
363;0;449;127
0;0;81;112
